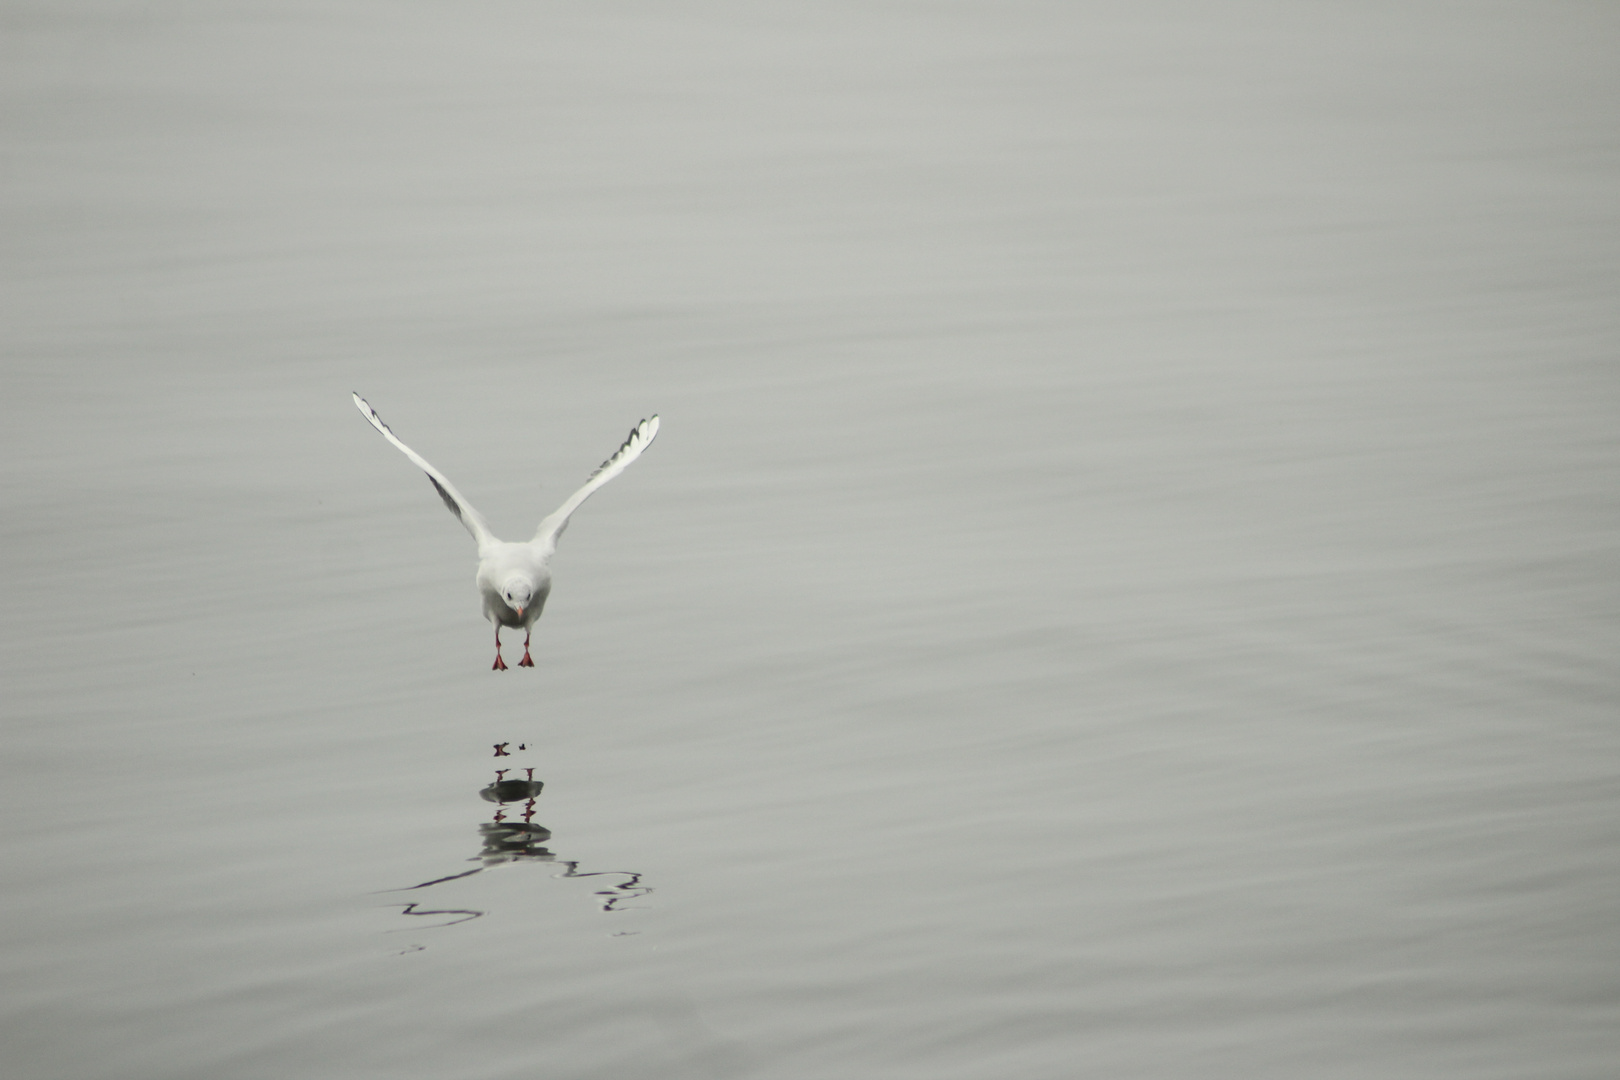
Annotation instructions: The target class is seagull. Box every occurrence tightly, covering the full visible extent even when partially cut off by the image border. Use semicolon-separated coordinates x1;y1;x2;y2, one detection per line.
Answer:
352;393;660;670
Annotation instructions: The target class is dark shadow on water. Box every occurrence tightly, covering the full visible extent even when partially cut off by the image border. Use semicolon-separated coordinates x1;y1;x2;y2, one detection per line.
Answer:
380;745;651;941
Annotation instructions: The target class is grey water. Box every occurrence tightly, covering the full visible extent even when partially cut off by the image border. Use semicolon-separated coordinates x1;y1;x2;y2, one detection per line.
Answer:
3;3;1618;1078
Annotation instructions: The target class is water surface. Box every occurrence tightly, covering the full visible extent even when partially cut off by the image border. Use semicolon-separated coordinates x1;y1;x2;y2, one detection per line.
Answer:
3;3;1618;1078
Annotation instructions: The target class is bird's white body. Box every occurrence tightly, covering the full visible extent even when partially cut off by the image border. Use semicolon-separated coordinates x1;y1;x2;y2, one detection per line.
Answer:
352;393;659;668
476;542;552;633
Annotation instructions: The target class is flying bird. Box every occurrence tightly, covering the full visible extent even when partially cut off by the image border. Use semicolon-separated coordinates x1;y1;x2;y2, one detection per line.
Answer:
352;393;660;670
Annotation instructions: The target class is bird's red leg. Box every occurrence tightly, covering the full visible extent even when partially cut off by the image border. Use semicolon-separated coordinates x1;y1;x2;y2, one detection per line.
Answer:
492;625;508;671
519;628;534;668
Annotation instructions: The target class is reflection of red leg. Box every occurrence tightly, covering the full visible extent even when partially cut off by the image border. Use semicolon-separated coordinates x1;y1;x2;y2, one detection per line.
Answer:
519;628;534;668
492;626;508;671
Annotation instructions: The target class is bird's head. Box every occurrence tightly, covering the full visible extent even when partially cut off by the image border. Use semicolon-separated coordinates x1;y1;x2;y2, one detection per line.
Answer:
502;579;534;617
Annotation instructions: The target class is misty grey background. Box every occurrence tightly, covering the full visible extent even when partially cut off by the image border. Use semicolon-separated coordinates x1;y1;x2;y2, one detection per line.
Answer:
3;3;1618;1078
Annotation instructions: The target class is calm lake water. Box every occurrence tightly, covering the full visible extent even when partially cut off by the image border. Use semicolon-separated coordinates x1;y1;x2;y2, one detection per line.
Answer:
3;3;1618;1078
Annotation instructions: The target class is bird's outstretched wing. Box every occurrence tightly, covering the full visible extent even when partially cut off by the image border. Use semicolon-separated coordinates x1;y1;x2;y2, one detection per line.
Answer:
533;416;660;550
352;393;498;552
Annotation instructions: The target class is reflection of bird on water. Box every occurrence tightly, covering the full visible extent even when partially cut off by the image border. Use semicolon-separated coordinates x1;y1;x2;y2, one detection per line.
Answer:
385;755;651;927
479;821;553;864
479;769;552;864
481;776;545;803
352;393;659;670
